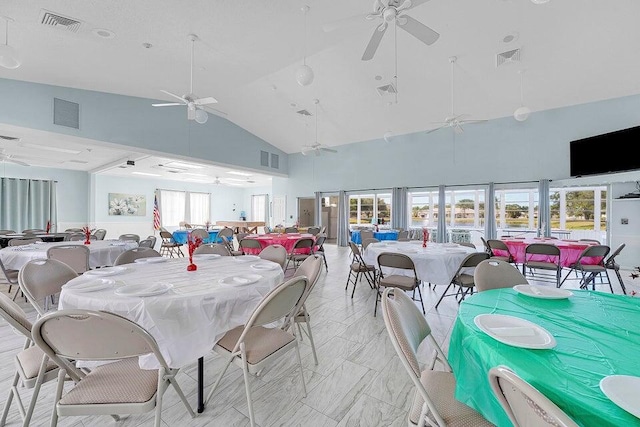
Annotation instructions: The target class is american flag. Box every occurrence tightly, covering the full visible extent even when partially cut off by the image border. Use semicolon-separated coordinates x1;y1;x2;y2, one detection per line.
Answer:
153;193;161;230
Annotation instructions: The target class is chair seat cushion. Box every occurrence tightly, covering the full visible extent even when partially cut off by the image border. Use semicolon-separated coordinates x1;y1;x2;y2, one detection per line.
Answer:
350;262;376;272
16;345;58;380
490;255;512;263
379;275;417;291
453;273;475;288
578;265;607;273
217;325;295;365
409;370;493;427
526;261;558;270
59;358;158;405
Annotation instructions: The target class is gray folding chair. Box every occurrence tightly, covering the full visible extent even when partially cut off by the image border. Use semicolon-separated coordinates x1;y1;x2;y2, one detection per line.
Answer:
220;235;242;256
0;257;19;300
238;238;262;255
346;241;377;297
64;233;85;242
605;243;627;294
258;245;287;269
522;243;562;288
307;226;321;236
159;230;183;258
474;259;529;292
435;252;490;309
376;252;424;316
114;248;162;265
138;236;157;249
284;227;299;234
560;244;612;292
289;255;323;365
487;239;516;265
193;243;231;256
119;233;140;243
190;228;210;241
92;229;107;240
18;259;78;316
47;244;90;274
284;237;315;271
32;309;195;427
8;238;42;246
314;233;328;272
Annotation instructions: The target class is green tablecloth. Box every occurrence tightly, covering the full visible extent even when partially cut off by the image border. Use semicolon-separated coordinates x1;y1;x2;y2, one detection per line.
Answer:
449;289;640;427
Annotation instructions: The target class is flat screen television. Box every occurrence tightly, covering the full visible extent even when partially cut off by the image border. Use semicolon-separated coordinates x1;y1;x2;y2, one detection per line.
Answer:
570;125;640;177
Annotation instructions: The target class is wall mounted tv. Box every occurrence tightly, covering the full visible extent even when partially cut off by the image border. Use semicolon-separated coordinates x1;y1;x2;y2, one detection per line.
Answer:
570;125;640;177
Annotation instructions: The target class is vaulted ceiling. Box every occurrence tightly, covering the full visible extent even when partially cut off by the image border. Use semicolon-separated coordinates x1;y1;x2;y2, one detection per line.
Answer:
1;0;639;154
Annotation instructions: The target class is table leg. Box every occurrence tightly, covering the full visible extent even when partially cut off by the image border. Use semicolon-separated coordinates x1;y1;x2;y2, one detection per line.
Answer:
197;357;204;413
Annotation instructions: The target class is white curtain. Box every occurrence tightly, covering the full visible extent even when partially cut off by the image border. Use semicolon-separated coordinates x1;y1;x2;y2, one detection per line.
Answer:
337;190;349;247
189;192;210;224
538;179;551;237
158;190;186;227
437;185;447;243
484;182;497;239
314;191;322;228
391;187;408;231
0;178;57;232
251;195;267;222
263;194;270;228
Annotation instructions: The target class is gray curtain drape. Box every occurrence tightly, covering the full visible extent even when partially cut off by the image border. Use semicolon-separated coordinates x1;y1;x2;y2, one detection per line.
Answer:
264;194;270;228
538;179;551;237
0;178;57;232
314;191;322;228
391;187;408;231
484;182;497;239
337;190;349;247
437;185;447;243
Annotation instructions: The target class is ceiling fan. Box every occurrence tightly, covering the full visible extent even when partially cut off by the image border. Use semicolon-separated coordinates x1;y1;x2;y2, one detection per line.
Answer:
0;149;29;166
427;56;488;135
323;0;439;61
301;100;338;156
152;34;226;124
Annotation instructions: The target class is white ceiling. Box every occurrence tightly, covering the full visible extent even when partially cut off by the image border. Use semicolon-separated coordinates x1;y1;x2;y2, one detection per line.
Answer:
1;0;640;154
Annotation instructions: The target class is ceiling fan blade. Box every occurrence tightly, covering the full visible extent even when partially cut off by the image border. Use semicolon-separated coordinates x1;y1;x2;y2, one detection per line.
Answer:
152;103;183;107
160;90;186;103
362;24;387;61
203;106;228;117
194;96;218;106
322;12;372;32
426;126;445;134
398;0;431;11
320;147;338;153
454;124;465;134
459;119;489;125
397;15;439;46
2;157;30;166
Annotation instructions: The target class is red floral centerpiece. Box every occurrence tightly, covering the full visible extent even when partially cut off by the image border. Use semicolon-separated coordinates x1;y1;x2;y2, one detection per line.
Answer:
187;233;203;271
82;226;94;245
422;227;429;248
45;220;51;234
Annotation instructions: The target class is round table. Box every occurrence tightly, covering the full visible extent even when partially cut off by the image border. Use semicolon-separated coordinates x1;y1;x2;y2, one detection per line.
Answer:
496;237;601;267
448;288;640;427
172;230;220;244
241;233;315;255
350;230;399;245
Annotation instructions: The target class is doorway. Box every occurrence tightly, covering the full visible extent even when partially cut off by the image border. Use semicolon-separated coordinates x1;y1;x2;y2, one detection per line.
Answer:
297;198;315;227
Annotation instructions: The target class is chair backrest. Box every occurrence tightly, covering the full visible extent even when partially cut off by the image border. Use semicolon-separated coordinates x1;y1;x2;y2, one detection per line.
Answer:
381;288;451;427
576;244;610;266
480;236;491;254
47;244;90;273
219;235;236;253
605;243;625;269
193;243;231;256
22;229;44;233
452;252;490;285
8;238;42;246
525;243;561;258
0;292;32;338
348;241;364;260
488;366;579;427
579;238;601;244
474;260;529;292
159;230;175;242
138;236;156;249
236;232;248;242
190;229;210;241
217;227;234;239
0;229;16;234
458;242;476;249
293;254;323;289
239;238;262;252
291;237;315;253
487;239;511;255
258;245;287;268
119;233;140;243
359;230;374;241
307;226;321;236
19;259;78;316
32;309;169;383
320;225;327;234
377;253;417;279
92;229;107;240
65;228;83;232
362;237;379;251
314;233;327;250
65;232;85;241
0;257;18;284
114;247;162;265
284;227;299;234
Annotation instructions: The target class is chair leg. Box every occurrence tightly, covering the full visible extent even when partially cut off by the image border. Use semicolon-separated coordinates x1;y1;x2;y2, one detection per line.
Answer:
614;269;627;295
303;313;318;366
559;268;574;287
416;285;425;314
296;322;304;341
50;369;66;427
434;284;454;309
294;342;307;397
167;376;196;418
205;353;235;406
239;346;256;427
351;271;360;298
154;368;166;427
0;371;19;427
22;356;49;427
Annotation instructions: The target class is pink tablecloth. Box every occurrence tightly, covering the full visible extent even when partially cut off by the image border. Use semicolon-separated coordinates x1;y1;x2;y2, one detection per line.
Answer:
495;238;602;267
242;233;316;255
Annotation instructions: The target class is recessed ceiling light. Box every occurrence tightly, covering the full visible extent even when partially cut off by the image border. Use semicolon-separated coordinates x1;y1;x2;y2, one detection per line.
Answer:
374;75;382;81
165;161;204;169
531;0;550;3
227;170;252;177
132;172;161;177
142;42;153;49
20;142;82;154
501;32;519;44
91;28;116;39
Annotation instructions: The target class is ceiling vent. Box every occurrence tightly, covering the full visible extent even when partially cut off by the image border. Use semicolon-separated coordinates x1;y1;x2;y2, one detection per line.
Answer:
154;164;186;173
376;83;397;96
496;48;521;67
296;109;312;116
0;135;20;141
39;10;83;33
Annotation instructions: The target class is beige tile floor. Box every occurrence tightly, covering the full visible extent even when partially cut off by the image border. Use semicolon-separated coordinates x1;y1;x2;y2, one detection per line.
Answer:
0;243;635;426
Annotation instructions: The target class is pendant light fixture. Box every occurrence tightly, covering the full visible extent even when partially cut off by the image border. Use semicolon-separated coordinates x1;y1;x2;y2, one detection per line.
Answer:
295;5;314;86
0;16;21;69
513;69;531;122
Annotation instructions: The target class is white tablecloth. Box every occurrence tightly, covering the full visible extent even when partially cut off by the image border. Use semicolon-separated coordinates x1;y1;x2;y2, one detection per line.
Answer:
363;241;478;287
58;256;284;369
0;240;138;270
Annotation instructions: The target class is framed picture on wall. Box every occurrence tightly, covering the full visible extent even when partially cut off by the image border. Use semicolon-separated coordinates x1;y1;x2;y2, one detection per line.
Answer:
108;193;146;216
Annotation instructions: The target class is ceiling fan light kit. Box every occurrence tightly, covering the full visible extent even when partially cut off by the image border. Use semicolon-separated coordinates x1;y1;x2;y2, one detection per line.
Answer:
296;5;314;86
0;16;21;69
301;99;337;156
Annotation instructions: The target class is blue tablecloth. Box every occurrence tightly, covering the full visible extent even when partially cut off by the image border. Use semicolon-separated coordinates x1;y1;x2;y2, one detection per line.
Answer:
350;230;399;245
172;230;220;244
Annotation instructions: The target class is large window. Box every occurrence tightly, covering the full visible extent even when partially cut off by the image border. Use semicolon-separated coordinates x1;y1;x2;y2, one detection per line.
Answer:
349;193;391;225
159;190;210;227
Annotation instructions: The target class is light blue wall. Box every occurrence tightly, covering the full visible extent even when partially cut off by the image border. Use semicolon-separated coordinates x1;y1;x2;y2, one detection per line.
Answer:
277;93;640;221
0;78;288;175
0;163;88;224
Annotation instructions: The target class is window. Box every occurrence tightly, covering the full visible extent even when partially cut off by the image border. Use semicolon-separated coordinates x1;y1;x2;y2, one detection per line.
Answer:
252;195;267;222
349;193;392;225
159;190;210;227
495;189;537;231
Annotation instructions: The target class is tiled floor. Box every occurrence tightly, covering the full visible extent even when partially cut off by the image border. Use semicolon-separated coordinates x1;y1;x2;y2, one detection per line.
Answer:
0;244;636;426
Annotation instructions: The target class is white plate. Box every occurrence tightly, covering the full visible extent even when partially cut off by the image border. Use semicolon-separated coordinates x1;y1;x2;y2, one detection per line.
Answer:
400;249;418;254
445;248;467;253
233;255;261;262
443;243;459;247
250;262;280;271
514;285;573;300
134;257;167;264
84;266;128;277
193;254;221;260
115;283;173;297
385;241;398;244
474;314;556;349
219;274;262;286
600;375;640;419
63;278;115;293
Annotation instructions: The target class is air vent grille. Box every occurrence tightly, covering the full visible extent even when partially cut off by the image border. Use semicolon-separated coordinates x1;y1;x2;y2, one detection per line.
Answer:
296;109;312;116
0;135;20;141
39;10;83;33
496;48;521;67
260;151;269;167
270;153;279;169
53;98;80;129
376;84;397;96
